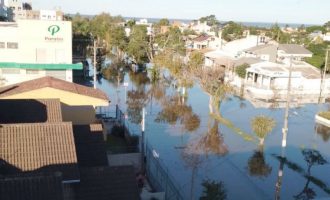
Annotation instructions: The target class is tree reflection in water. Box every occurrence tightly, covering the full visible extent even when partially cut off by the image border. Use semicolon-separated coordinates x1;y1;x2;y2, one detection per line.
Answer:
126;71;150;124
155;94;200;132
200;179;227;200
294;149;328;200
273;149;329;199
248;115;275;178
248;150;272;177
315;123;330;142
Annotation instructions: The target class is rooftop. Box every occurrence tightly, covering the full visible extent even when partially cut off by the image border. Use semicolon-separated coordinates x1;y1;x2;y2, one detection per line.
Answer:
278;44;312;55
75;166;140;200
0;172;64;200
0;76;109;102
73;124;108;168
0;122;79;181
0;99;62;124
193;34;211;42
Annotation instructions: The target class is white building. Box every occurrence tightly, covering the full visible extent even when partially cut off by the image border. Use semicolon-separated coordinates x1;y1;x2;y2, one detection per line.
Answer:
191;34;226;50
39;9;63;21
204;35;269;67
244;61;330;100
191;21;211;34
0;19;81;86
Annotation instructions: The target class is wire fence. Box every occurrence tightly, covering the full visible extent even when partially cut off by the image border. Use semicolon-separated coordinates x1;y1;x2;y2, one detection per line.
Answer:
97;105;183;199
146;142;184;200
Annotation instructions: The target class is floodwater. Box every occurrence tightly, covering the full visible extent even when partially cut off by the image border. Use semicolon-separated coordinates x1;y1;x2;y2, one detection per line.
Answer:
96;67;330;200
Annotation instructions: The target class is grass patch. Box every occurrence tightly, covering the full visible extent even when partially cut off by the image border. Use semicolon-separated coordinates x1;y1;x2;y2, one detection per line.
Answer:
318;111;330;120
106;125;139;154
210;113;257;142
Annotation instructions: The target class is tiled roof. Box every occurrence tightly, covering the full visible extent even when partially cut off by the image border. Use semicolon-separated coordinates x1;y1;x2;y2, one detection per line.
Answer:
193;34;211;42
0;99;62;124
73;124;108;167
0;173;64;200
0;122;79;181
74;166;140;200
0;76;109;101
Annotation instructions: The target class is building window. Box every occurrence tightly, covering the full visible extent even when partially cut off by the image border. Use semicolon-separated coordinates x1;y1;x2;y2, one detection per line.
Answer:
1;68;20;74
0;42;5;48
7;42;18;49
26;69;40;74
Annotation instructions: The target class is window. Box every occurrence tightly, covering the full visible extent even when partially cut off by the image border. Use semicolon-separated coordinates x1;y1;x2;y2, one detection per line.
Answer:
26;69;40;74
2;68;20;74
7;42;18;49
0;42;5;49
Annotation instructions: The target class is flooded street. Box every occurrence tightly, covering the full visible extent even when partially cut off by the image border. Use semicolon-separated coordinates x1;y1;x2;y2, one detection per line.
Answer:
96;66;330;199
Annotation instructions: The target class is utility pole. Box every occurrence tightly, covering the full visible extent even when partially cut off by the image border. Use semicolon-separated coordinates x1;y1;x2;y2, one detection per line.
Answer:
320;47;330;100
93;39;97;89
282;55;293;148
141;107;146;173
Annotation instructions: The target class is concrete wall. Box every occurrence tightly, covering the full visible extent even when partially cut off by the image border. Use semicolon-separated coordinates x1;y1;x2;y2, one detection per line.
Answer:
61;104;97;125
0;69;72;86
0;87;109;106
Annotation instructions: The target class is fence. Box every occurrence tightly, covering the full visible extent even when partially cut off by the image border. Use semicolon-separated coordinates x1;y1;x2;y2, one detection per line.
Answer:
145;142;184;200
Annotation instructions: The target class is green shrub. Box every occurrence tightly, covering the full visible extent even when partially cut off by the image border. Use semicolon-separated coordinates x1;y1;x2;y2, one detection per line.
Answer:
235;63;250;78
318;111;330;120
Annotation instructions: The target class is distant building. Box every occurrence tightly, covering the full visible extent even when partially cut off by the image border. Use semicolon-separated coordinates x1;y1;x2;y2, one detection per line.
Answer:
190;21;211;34
204;35;270;67
191;34;226;50
3;0;63;21
0;19;80;86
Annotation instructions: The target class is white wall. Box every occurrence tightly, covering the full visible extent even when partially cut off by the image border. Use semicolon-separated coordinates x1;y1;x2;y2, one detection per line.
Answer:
0;20;72;64
0;69;72;86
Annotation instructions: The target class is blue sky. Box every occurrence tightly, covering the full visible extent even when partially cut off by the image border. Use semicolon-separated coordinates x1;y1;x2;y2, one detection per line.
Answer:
33;0;330;24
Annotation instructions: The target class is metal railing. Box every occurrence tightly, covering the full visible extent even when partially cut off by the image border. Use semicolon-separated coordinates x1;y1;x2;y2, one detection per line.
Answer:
145;142;184;200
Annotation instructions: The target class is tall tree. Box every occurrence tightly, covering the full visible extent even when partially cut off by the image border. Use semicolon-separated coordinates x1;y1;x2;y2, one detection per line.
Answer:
127;25;150;65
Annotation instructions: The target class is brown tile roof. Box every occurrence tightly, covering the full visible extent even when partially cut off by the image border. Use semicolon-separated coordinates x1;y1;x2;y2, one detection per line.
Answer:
74;166;140;200
0;76;109;101
0;172;64;200
73;124;108;167
193;34;211;42
0;99;62;124
0;122;79;181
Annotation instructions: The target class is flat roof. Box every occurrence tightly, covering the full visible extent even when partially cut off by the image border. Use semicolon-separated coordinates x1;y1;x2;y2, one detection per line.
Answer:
0;62;82;70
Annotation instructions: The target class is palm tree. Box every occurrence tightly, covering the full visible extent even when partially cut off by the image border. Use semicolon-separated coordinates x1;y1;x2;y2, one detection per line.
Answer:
251;115;276;148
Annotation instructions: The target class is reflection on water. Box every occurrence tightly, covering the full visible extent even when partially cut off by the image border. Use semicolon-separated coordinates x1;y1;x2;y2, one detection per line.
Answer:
315;123;330;142
98;66;330;199
273;149;329;200
155;93;200;133
248;150;272;178
200;180;227;200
